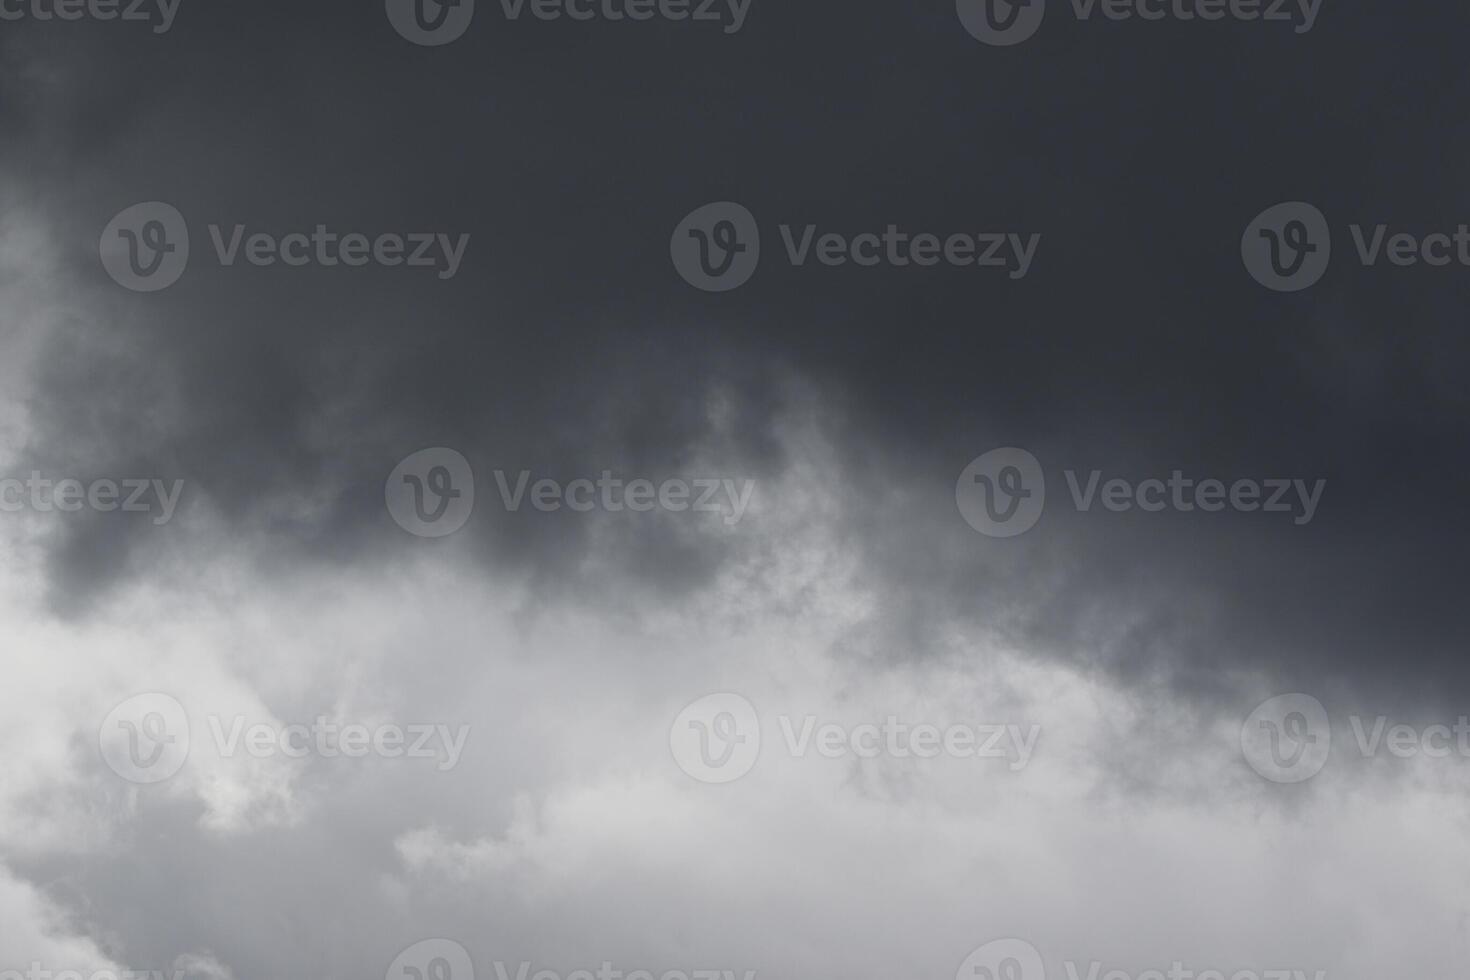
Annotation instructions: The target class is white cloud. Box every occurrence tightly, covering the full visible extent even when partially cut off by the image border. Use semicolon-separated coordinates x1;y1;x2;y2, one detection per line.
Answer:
0;376;1464;980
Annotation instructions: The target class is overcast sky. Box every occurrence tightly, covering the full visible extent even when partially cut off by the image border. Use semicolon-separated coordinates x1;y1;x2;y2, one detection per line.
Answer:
3;3;1470;979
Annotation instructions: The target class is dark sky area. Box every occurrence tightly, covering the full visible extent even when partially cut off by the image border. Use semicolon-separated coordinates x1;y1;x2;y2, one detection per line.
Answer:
3;5;1470;980
10;2;1465;711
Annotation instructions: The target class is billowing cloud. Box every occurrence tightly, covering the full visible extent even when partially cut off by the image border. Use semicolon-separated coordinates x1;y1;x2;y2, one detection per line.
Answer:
4;4;1470;979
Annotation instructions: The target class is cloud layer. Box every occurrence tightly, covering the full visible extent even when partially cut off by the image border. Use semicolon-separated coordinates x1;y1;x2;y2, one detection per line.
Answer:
4;3;1470;978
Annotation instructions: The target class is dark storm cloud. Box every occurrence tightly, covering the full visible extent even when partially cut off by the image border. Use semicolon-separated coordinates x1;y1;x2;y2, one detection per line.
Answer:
7;0;1470;714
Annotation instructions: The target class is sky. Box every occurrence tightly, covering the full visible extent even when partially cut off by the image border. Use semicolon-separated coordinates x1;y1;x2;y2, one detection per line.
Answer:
3;2;1470;979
